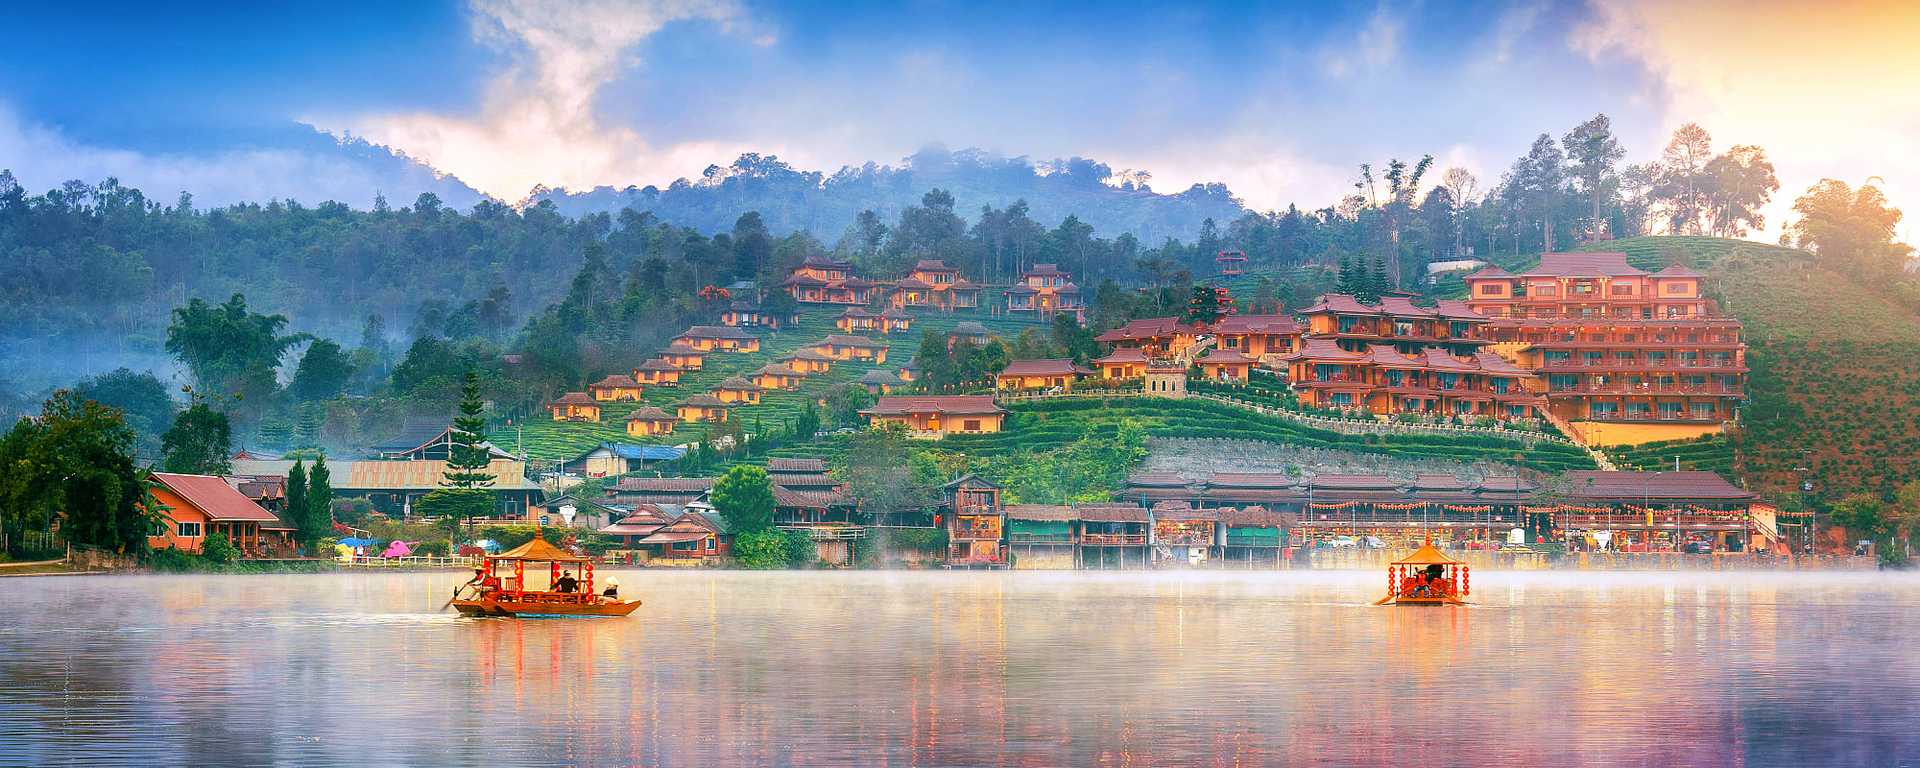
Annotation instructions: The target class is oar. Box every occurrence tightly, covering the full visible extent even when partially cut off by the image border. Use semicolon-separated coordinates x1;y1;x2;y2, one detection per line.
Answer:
439;586;458;612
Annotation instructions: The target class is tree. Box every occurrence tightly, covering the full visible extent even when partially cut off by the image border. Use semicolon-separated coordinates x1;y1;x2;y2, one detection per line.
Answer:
1656;123;1714;234
843;423;933;522
1510;134;1568;250
71;368;175;452
0;391;159;555
711;465;776;534
1562;114;1624;240
290;339;354;402
824;383;874;427
1830;492;1888;543
1783;179;1912;277
285;460;308;545
1703;145;1778;237
1185;284;1224;324
415;488;493;522
443;370;496;489
305;455;333;546
160;401;232;475
164;293;303;406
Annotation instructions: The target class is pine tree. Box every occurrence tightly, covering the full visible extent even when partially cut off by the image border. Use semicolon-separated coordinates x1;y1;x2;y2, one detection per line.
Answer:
285;460;308;544
306;455;333;544
1368;256;1394;300
1336;256;1357;294
443;370;496;489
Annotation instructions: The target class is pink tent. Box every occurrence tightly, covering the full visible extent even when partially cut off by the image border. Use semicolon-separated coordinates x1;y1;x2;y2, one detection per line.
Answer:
382;540;417;558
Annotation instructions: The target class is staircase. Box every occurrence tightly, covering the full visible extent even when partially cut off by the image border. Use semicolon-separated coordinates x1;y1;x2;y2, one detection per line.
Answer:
1539;408;1618;470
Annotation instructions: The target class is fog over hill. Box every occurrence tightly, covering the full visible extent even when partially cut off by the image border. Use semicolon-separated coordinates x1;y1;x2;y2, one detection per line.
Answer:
526;146;1249;242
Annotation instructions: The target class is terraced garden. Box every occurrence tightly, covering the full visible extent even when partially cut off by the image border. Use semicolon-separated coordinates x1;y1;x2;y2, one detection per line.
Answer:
1605;434;1736;476
494;305;1050;460
934;397;1598;474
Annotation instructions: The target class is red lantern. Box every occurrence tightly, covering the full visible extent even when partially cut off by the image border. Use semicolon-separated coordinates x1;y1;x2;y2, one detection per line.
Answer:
1462;565;1470;596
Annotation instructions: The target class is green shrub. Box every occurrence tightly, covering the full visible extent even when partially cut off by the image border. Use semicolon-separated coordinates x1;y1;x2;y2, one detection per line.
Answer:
200;532;239;565
733;529;791;569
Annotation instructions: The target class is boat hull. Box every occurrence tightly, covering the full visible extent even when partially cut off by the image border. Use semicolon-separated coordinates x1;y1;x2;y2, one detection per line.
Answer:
451;598;642;618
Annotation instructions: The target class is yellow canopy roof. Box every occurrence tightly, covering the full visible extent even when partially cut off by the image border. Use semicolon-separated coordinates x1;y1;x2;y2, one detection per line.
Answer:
492;536;587;563
1392;543;1463;566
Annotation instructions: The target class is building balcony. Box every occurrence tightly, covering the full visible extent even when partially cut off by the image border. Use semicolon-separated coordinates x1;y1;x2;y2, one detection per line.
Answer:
1081;533;1147;545
1539;360;1746;373
1009;533;1076;544
1546;382;1744;396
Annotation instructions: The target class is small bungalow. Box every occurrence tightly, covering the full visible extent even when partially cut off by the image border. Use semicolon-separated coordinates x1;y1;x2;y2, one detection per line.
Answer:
658;344;709;370
1076;504;1150;569
860;368;904;395
626;406;679;437
749;362;806;391
587;373;644;401
779;348;836;374
548;392;601;422
1210;314;1299;361
1196;347;1257;382
677;393;732;423
599;504;679;556
1005;504;1076;569
712;376;763;405
878;308;914;334
674;325;761;353
632;359;684;386
948;321;991;349
721;300;784;329
1150;502;1219;567
1004;263;1086;320
1094;347;1150;380
564;442;683;477
836;307;882;334
896;358;920;382
995;358;1091;391
815;334;890;363
605;476;714;507
147;472;295;556
860;395;1006;438
636;505;731;563
1095;317;1199;358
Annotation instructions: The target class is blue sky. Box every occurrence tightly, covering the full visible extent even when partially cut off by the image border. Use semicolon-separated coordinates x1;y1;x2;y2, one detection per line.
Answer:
3;0;1915;238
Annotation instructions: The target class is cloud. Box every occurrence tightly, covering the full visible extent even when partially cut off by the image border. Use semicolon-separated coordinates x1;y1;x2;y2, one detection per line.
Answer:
1321;5;1404;78
1573;0;1920;238
337;0;756;201
0;104;472;209
1486;1;1546;66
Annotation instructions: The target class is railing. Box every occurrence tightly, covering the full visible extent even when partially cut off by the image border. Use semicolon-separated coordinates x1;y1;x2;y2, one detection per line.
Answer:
1008;533;1075;544
1081;533;1148;545
1547;382;1743;395
341;555;485;568
1189;393;1578;446
1541;361;1743;371
1224;534;1283;547
778;525;868;540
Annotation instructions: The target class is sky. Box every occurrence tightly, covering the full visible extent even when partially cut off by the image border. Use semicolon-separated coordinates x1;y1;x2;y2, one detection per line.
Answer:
2;0;1917;241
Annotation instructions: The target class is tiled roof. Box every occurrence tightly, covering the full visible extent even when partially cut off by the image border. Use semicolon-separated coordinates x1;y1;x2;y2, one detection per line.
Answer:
780;349;836;362
1000;358;1091;377
861;395;1005;416
1285;337;1364;361
615;477;715;492
1307;474;1401;491
1207;473;1299;489
680;394;728;408
820;334;888;348
678;325;757;340
551;392;597;406
1095;316;1184;342
1023;263;1067;276
1529;252;1646;277
1473;350;1530;376
860;369;904;385
1076;504;1150;523
1301;294;1380;314
591;374;640;388
1211;314;1298;335
1421;348;1480;372
1095;347;1150;364
1562;471;1753;501
637;359;682;371
766;458;828;473
1463;264;1510;280
839;307;877;318
773;486;851;509
1005;504;1076;521
1127;472;1188;488
1151;501;1218;521
1377;296;1437;317
950;321;990;336
1653;263;1702;277
1220;505;1294;528
752;363;804;377
912;259;956;272
627;406;675;422
1197;348;1255;364
715;376;761;391
152;473;283;523
1430;299;1486;320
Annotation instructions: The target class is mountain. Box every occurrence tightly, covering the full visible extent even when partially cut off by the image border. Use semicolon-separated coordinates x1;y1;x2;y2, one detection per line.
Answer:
527;146;1249;242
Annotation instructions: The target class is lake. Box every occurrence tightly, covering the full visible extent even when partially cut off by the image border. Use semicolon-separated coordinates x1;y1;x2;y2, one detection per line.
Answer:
2;570;1918;767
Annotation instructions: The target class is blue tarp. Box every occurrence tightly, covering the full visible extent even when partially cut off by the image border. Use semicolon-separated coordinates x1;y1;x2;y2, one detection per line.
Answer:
608;443;684;461
336;537;381;548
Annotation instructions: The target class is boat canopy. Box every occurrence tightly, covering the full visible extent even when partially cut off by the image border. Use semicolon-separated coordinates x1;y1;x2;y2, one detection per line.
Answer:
492;537;588;563
1391;543;1462;566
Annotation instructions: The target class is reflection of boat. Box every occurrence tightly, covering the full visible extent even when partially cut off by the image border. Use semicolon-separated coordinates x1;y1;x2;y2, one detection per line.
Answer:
1375;540;1469;606
450;537;641;618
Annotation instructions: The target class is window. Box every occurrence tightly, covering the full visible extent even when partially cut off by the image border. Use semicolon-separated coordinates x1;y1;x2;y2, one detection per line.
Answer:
176;521;202;538
1590;402;1619;417
1611;283;1634;296
1665;282;1687;294
1691;402;1716;417
1659;402;1683;416
963;419;982;432
1477;284;1504;296
1627;402;1651;417
1533;284;1559;297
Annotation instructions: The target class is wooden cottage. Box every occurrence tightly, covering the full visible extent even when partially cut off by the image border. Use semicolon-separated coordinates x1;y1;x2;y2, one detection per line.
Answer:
836;307;882;334
948;321;991;349
1217;505;1293;567
860;368;904;395
888;259;983;311
712;376;763;405
1094;347;1149;380
1196;347;1257;382
677;393;732;423
878;308;914;334
815;334;890;363
943;475;1005;567
779;348;835;374
658;344;709;370
147;472;295;556
674;325;761;353
635;506;731;563
1075;504;1150;569
1005;504;1076;569
860;395;1006;439
587;373;644;401
784;255;877;304
626;406;678;436
1150;501;1219;567
749;363;806;391
548;392;601;422
633;359;684;386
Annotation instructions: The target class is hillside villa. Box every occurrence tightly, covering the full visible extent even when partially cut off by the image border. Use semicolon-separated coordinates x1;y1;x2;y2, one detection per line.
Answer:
1464;252;1746;445
948;321;991;349
657;344;708;370
861;368;905;394
779;348;835;373
860;395;1006;438
1210;314;1300;363
887;259;982;311
587;374;643;401
995;358;1092;391
626;406;678;436
677;393;732;423
674;325;761;353
712;376;764;405
1093;347;1150;380
548;392;601;422
720;300;786;329
814;334;890;363
1095;317;1201;358
1004;263;1085;320
632;359;684;386
749;362;806;390
784;255;878;304
1195;347;1256;382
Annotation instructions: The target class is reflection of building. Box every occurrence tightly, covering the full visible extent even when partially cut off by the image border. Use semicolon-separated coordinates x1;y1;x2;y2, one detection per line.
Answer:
1464;253;1746;443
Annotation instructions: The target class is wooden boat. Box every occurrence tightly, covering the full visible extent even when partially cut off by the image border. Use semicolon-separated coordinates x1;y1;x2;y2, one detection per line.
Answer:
1374;540;1470;606
450;537;641;618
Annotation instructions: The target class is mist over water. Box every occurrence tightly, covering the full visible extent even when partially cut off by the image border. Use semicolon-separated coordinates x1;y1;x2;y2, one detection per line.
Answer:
2;570;1917;766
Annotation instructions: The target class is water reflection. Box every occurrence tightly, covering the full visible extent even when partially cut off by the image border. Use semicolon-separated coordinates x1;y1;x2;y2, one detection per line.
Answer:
1;571;1918;766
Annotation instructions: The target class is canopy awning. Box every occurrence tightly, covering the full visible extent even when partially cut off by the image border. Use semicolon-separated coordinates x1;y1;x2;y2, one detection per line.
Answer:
491;537;588;562
1392;543;1463;566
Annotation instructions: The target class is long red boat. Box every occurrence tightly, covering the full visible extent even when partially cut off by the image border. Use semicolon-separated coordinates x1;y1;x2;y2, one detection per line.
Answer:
450;537;641;618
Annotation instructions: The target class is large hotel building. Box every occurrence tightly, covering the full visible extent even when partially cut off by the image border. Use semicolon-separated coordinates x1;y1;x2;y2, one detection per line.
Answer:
1463;252;1746;444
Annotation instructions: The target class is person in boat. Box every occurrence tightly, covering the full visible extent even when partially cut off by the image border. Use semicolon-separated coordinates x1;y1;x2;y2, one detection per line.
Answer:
601;576;620;601
459;567;498;599
554;570;580;593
